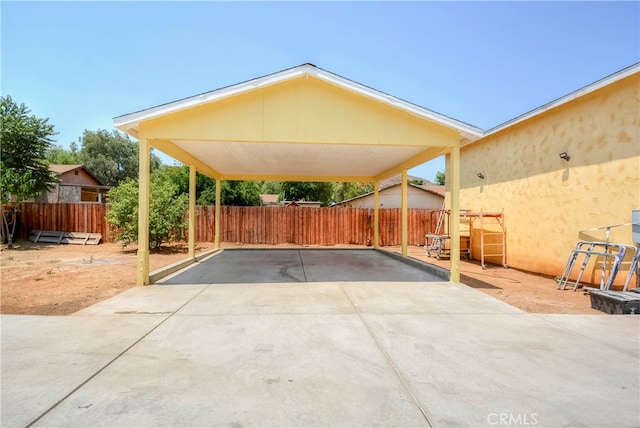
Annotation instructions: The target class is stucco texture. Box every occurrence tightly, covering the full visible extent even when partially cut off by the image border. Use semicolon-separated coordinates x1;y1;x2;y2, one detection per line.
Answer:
458;73;639;282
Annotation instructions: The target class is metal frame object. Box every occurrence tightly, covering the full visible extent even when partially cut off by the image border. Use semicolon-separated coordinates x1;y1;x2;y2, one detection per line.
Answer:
621;245;640;292
425;208;449;259
425;233;450;259
557;241;628;291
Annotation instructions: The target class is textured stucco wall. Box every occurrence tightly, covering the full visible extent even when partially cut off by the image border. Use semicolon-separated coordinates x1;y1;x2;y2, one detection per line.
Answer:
458;73;639;281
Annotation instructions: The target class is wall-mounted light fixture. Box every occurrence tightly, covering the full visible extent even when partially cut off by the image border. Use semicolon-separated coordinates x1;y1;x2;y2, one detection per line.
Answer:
477;173;485;179
559;152;570;161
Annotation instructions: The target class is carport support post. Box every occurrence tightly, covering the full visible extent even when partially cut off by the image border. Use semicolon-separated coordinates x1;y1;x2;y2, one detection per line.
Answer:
188;165;196;259
137;138;150;286
450;146;461;283
214;178;221;248
401;169;408;256
373;180;380;248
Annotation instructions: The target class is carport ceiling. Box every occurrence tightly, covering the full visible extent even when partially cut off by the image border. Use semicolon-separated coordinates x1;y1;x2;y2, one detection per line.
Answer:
114;64;482;182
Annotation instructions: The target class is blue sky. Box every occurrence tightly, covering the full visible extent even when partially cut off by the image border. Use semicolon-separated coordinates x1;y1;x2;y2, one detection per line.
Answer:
2;1;638;182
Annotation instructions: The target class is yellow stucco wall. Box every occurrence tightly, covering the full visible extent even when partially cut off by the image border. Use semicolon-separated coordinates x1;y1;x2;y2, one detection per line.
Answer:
458;73;639;282
139;76;458;147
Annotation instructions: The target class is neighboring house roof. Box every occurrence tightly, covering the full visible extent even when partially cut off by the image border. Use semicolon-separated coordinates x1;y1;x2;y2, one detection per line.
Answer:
421;185;445;197
50;164;84;175
379;173;436;189
114;63;483;144
378;174;443;196
49;164;107;187
282;200;322;207
337;182;444;206
260;194;279;205
480;62;640;141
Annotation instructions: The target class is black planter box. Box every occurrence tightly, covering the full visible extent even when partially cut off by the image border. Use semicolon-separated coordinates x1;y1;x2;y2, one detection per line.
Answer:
589;290;640;315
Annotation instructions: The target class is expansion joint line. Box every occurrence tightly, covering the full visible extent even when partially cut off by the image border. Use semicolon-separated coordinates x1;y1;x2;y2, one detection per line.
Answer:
25;286;210;428
339;284;436;428
297;250;308;282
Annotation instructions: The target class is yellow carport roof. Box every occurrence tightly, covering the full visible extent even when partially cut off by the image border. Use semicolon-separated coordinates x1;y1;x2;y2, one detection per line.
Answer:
114;64;482;182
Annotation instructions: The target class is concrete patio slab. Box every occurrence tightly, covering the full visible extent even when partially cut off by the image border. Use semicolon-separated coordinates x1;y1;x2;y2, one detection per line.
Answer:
74;284;207;316
2;249;639;427
361;313;640;428
299;250;441;282
177;283;356;315
535;314;640;357
342;282;523;314
162;249;443;284
1;314;168;428
30;314;429;427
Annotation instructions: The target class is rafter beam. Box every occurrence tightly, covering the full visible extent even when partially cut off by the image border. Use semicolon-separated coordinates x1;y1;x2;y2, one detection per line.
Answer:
220;174;376;183
148;139;221;179
375;146;451;182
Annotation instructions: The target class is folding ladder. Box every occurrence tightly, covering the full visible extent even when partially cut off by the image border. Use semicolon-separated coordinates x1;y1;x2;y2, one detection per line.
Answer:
557;241;629;291
425;205;449;259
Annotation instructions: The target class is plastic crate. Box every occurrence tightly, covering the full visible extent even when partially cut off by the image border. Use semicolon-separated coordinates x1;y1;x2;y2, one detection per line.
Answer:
589;290;640;315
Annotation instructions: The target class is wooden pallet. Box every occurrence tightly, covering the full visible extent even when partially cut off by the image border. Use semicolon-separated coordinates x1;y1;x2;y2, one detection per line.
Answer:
28;230;102;245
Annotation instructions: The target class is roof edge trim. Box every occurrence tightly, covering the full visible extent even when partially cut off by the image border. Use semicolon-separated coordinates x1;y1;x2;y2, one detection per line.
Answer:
113;64;483;140
337;182;444;205
482;62;640;138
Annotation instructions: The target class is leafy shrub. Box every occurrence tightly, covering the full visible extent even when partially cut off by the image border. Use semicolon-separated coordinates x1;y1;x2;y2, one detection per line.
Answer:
107;177;188;248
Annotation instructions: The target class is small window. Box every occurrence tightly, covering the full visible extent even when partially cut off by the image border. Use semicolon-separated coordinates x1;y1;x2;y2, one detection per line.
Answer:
74;170;79;175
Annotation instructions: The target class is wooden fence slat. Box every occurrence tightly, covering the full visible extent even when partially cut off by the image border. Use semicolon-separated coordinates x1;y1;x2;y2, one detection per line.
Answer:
18;203;441;247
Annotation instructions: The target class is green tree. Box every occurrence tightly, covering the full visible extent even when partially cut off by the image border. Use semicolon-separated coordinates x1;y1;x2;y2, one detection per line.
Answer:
259;181;282;195
152;165;261;206
0;95;58;247
45;142;80;164
222;181;261;206
152;165;214;202
332;182;374;202
435;170;445;185
197;180;261;206
77;129;161;186
280;181;334;206
106;177;188;249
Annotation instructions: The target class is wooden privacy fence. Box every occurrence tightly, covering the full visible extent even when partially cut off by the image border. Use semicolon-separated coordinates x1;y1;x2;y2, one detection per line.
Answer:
18;203;442;246
19;203;116;242
196;206;441;246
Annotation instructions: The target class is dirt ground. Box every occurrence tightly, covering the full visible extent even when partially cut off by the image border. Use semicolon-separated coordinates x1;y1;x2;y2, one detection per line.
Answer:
0;240;216;316
1;240;603;316
388;245;602;315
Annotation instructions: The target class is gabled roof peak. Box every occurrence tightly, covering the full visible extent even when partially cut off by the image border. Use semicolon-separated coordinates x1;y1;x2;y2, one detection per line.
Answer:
114;63;483;142
49;164;106;186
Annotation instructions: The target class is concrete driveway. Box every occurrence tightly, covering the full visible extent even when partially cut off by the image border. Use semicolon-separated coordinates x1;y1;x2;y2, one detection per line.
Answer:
2;250;639;427
162;249;447;284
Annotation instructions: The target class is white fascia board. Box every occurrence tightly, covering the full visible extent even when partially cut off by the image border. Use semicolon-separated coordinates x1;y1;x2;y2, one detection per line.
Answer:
113;67;309;129
485;63;640;137
113;63;483;141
